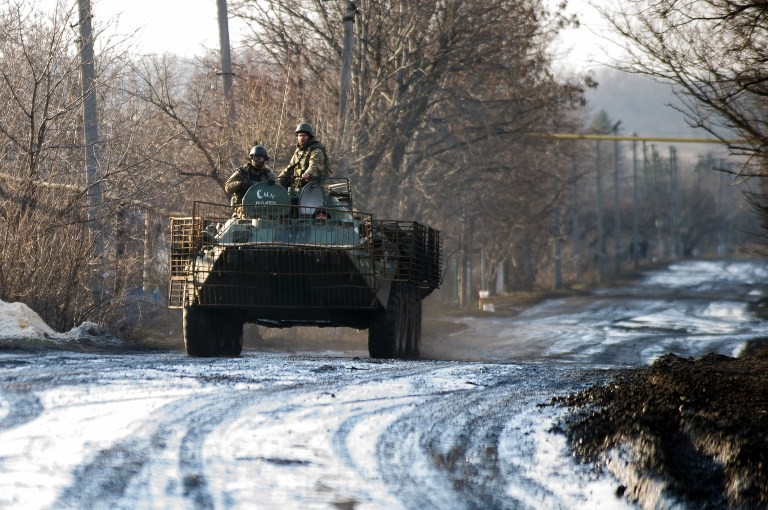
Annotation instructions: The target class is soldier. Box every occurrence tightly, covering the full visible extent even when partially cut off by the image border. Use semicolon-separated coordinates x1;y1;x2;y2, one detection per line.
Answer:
277;123;330;191
225;145;278;208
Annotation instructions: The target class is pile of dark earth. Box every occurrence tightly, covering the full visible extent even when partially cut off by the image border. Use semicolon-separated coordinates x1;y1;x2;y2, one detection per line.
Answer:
552;345;768;509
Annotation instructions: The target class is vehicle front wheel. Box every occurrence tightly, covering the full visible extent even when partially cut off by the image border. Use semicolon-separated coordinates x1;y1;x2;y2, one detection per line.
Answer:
183;306;216;357
218;310;245;357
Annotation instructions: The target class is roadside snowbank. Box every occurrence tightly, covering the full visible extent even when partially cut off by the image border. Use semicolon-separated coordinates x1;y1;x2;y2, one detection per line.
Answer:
0;299;121;348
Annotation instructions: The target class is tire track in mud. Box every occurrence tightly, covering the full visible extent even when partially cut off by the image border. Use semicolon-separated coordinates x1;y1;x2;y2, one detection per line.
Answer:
0;391;44;431
321;363;525;508
175;390;274;510
54;394;225;509
51;356;439;509
0;351;619;509
2;355;484;508
0;355;106;432
0;356;86;432
321;366;478;507
198;360;443;508
53;381;298;509
370;365;615;509
375;367;531;509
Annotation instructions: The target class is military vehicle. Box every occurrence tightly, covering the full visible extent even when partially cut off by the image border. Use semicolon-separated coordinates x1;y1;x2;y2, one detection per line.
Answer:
168;177;441;358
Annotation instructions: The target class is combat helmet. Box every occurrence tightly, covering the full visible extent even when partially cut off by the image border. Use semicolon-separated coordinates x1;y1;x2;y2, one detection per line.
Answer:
294;122;315;138
249;145;270;160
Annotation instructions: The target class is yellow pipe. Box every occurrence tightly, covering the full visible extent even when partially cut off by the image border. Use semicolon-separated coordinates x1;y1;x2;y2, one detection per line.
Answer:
543;133;752;144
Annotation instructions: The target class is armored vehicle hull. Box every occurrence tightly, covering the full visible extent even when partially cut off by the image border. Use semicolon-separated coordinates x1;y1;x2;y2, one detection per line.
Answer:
169;178;441;358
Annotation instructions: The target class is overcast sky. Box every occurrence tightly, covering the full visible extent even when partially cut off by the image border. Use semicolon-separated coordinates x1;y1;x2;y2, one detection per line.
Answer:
548;0;624;72
38;0;620;72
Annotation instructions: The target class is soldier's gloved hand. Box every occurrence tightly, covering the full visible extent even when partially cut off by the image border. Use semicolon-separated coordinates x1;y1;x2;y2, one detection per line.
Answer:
302;170;311;181
268;178;275;185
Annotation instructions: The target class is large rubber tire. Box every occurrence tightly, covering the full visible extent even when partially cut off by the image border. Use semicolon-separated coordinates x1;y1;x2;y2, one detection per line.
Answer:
218;311;245;357
368;282;421;360
184;307;244;357
183;306;216;357
368;284;402;359
404;295;422;359
367;312;396;359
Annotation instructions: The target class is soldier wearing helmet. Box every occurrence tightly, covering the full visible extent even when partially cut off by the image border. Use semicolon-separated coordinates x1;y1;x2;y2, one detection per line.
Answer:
277;122;330;191
225;145;278;209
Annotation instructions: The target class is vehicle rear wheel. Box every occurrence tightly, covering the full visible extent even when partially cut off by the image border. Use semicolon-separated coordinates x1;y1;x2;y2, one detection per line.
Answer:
183;306;216;357
404;295;422;359
368;311;396;359
368;282;420;359
368;284;400;359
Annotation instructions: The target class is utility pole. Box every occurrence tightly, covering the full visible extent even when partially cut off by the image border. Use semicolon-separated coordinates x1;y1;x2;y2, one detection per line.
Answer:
670;146;680;258
464;214;474;308
652;145;664;261
718;159;725;254
77;0;104;308
570;157;581;276
338;1;357;175
595;140;605;282
553;179;562;289
479;245;486;293
143;210;153;294
631;136;639;268
612;121;622;275
217;0;236;128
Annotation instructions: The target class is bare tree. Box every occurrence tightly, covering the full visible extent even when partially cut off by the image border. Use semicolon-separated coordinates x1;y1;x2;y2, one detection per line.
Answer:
604;1;768;171
124;49;297;207
0;1;180;331
600;0;768;254
0;1;99;327
231;0;582;204
229;0;589;298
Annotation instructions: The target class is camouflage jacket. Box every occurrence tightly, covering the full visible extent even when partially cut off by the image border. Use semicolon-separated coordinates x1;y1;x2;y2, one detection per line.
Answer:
277;140;330;190
224;164;277;204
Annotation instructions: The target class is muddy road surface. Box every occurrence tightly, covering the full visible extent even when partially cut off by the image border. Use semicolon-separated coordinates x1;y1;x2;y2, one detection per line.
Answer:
1;259;767;509
0;353;619;509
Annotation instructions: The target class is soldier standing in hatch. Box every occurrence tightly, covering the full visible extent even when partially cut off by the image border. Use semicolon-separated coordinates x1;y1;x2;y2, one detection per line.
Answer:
225;145;278;209
277;123;330;191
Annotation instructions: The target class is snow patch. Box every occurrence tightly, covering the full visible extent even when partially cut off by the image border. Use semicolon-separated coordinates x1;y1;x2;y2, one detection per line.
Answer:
0;299;120;347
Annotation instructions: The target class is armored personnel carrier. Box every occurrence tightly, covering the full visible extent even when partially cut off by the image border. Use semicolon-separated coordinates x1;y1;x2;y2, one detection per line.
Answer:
168;177;441;358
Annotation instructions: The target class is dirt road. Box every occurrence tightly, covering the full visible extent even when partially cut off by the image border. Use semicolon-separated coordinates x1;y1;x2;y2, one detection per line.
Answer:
0;351;625;509
1;259;766;509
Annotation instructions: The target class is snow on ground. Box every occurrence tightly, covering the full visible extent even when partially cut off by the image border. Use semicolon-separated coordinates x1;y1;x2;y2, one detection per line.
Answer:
0;299;117;346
